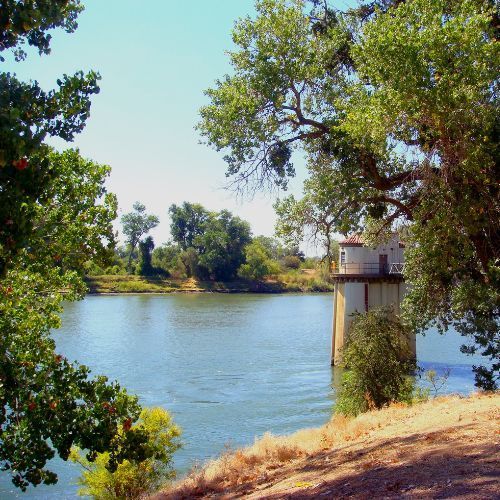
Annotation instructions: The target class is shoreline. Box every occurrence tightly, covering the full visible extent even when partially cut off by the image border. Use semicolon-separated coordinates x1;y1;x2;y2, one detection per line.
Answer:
84;275;335;295
155;392;500;499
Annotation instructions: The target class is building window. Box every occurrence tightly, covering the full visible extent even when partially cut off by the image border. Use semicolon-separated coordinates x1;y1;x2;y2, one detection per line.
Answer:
340;251;346;265
364;283;369;312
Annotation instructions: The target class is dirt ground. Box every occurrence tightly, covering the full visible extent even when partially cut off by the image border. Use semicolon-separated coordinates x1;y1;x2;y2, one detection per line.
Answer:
155;392;499;499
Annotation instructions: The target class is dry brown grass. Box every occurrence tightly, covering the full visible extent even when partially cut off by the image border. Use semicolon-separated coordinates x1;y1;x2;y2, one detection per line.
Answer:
153;392;499;499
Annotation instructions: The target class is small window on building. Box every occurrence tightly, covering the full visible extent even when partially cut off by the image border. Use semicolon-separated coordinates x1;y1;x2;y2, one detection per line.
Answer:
340;251;346;265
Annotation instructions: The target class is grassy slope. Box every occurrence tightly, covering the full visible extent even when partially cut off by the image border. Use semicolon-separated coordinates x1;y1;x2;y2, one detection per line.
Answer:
154;392;499;499
85;271;334;294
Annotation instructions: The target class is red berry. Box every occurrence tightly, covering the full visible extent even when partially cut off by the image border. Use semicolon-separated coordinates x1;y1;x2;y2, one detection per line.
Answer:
13;158;28;170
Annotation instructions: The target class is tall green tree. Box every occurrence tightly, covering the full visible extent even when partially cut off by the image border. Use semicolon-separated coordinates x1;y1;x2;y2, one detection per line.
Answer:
121;202;159;270
238;240;280;281
198;0;499;388
168;202;210;251
195;210;252;280
138;236;155;276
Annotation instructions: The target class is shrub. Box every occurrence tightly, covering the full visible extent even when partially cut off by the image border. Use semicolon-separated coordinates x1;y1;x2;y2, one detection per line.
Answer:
70;407;181;499
238;241;280;281
282;255;301;269
335;308;416;416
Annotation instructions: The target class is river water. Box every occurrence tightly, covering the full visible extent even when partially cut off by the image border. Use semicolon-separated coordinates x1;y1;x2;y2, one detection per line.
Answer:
0;293;484;498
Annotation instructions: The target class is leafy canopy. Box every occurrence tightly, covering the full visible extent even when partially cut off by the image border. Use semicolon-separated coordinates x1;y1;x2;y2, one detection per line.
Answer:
198;0;499;388
238;240;281;280
0;4;166;490
121;202;159;269
0;0;101;276
0;150;151;490
169;203;252;280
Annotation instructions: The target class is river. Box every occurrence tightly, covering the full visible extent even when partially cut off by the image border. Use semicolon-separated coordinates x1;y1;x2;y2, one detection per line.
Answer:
0;293;484;498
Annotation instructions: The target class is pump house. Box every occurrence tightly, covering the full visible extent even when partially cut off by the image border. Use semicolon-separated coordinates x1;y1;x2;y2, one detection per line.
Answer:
331;234;415;365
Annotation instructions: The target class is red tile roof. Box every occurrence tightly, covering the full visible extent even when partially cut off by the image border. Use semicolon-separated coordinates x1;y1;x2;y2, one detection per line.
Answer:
339;234;364;246
339;233;406;248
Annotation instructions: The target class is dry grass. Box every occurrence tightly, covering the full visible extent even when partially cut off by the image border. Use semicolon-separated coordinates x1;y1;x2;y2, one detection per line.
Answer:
153;392;499;499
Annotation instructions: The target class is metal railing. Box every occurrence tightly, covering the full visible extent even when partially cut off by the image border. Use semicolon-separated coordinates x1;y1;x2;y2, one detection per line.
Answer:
333;262;405;276
389;263;405;275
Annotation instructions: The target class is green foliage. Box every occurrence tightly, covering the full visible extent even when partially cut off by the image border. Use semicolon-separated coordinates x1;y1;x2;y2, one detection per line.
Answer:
0;1;101;277
0;150;152;490
137;236;156;276
274;186;339;267
238;240;280;280
282;255;301;269
168;203;252;280
179;247;200;278
0;6;157;487
152;243;181;275
252;235;283;261
195;210;252;280
335;308;416;417
121;202;159;270
0;0;83;61
169;202;210;250
71;407;181;499
199;0;499;388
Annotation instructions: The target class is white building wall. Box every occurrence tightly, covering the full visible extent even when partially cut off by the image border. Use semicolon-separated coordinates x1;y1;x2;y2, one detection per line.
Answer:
343;282;366;334
341;236;404;273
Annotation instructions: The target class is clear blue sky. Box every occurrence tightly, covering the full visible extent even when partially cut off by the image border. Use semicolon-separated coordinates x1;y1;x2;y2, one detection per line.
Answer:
5;0;355;249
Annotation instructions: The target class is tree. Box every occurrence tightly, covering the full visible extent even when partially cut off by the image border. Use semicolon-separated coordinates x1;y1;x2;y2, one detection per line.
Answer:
121;202;159;271
0;150;151;490
198;0;499;388
0;6;158;489
179;247;200;278
169;202;210;251
195;210;252;280
152;243;181;275
238;240;280;280
274;170;341;268
0;0;101;277
138;236;155;276
335;308;416;417
71;407;181;499
252;235;282;261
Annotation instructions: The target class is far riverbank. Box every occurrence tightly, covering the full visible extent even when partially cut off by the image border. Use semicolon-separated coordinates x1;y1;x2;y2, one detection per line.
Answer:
85;274;335;294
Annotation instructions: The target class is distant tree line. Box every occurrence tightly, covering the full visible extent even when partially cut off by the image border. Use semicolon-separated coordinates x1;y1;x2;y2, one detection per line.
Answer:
86;201;332;281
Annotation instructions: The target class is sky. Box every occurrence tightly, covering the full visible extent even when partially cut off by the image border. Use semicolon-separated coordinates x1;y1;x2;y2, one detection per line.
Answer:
5;0;356;251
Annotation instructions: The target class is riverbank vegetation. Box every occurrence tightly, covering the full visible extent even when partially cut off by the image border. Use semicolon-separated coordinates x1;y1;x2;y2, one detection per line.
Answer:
85;271;334;294
335;308;417;417
70;407;181;499
85;200;337;292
